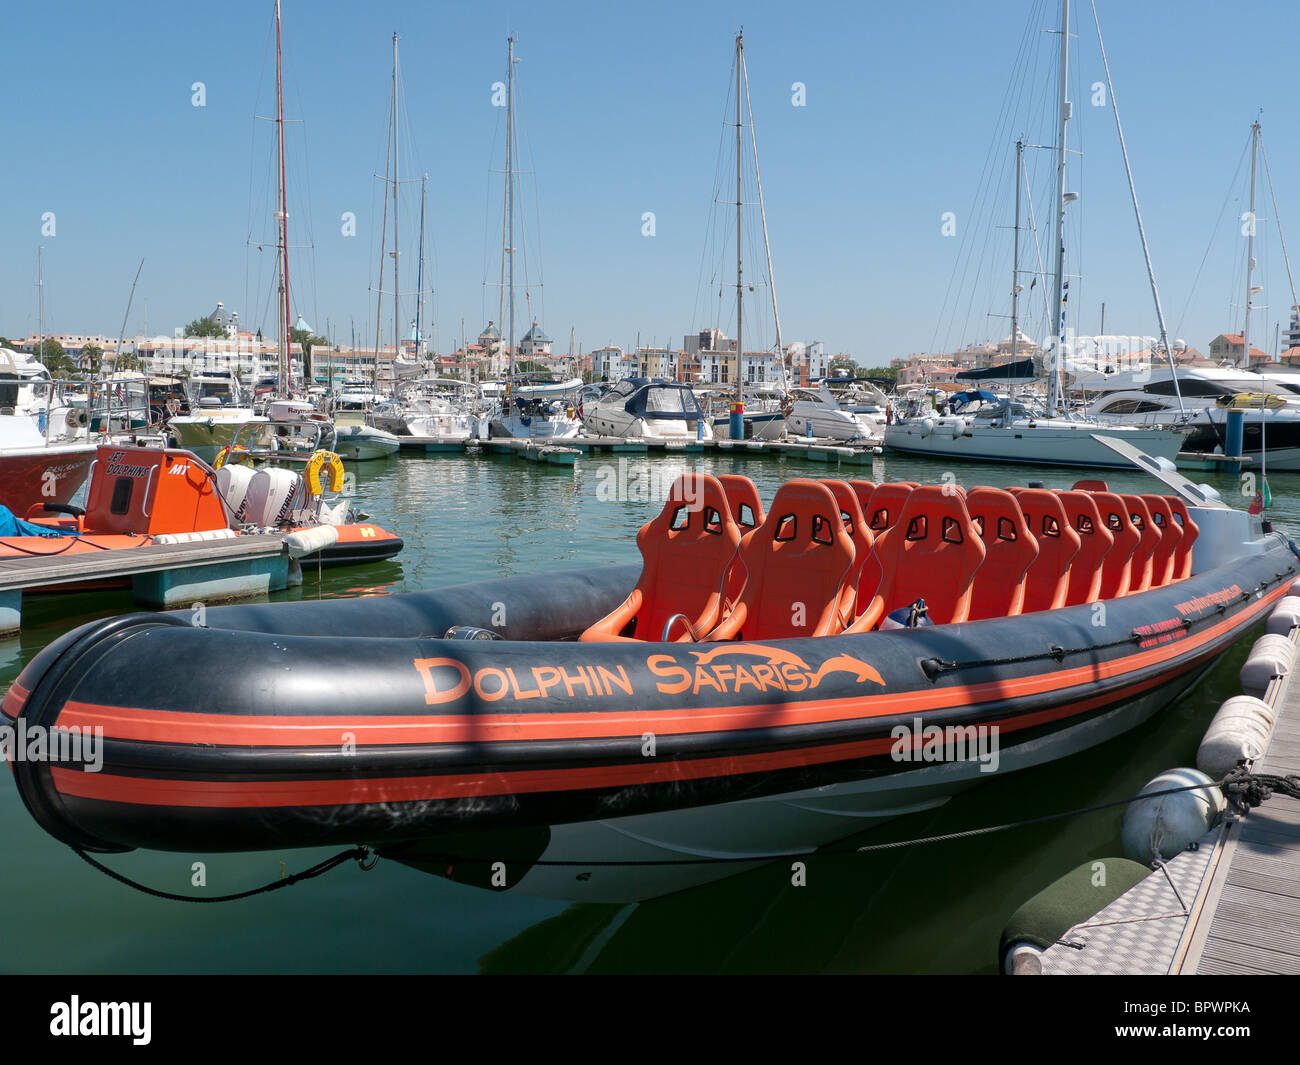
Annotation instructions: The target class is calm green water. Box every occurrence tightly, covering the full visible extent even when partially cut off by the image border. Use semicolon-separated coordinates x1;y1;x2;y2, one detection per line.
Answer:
1;450;1295;974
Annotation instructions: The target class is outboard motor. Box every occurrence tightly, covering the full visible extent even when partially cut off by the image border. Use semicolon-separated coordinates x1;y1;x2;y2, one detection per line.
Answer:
245;468;304;528
214;463;256;525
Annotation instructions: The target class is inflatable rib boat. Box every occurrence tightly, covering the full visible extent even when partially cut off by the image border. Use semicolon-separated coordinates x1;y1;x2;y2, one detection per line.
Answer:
4;469;1295;901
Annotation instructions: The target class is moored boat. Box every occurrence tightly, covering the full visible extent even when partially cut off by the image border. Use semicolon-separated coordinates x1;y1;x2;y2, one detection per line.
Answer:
4;465;1293;902
0;442;402;591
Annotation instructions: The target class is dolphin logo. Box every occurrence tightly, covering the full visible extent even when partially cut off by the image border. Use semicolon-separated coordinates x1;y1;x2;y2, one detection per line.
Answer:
809;654;886;687
690;644;811;669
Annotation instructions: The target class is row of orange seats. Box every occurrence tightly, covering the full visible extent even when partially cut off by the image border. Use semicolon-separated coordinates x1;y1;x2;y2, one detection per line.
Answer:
579;474;1198;643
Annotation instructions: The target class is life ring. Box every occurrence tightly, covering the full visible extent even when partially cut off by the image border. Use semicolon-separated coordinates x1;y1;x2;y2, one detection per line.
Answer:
65;408;88;431
305;449;345;496
213;444;249;469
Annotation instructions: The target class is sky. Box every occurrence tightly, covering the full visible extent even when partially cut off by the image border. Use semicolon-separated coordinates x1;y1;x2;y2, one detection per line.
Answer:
3;0;1298;365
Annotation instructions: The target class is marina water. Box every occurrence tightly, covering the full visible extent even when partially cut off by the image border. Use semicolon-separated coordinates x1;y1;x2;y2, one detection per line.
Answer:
0;452;1287;973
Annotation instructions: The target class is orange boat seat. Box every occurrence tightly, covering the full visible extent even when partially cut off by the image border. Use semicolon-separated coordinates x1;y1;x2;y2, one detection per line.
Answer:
820;480;877;627
717;474;765;608
1165;497;1200;580
705;480;855;642
848;486;986;631
718;474;764;530
1073;479;1110;492
580;474;741;642
1056;490;1115;605
1120;495;1160;594
1010;488;1082;612
1089;492;1140;600
965;487;1037;620
863;482;915;535
848;480;875;518
1140;494;1182;588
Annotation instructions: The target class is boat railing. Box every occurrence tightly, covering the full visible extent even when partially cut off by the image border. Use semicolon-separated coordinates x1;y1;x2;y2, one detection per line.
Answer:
226;418;339;464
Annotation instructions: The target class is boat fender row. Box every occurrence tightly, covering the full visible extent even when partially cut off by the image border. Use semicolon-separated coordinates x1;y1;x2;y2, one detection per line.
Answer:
999;858;1152;974
154;529;238;545
1120;768;1225;867
284;524;339;559
1239;633;1294;693
1266;595;1300;636
1197;695;1276;779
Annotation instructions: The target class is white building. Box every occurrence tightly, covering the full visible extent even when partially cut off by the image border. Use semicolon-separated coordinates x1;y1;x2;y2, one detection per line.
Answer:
698;349;777;387
518;321;553;360
591;346;634;381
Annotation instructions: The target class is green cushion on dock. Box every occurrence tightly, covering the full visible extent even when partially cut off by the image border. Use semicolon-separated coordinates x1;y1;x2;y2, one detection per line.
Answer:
1000;858;1151;959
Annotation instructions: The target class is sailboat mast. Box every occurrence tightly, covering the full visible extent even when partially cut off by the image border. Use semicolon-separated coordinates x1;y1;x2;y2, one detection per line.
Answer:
1242;120;1260;370
391;32;400;394
415;175;426;363
1049;0;1070;413
742;43;786;391
275;0;290;396
506;35;516;380
1011;140;1023;364
36;246;44;367
734;31;744;407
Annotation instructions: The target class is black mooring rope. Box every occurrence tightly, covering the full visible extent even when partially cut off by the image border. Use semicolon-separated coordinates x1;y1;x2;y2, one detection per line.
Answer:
71;845;375;903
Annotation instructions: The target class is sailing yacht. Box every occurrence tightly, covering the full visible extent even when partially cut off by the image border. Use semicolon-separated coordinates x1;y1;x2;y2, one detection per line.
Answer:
484;36;582;441
1075;121;1300;469
884;1;1188;469
700;32;799;444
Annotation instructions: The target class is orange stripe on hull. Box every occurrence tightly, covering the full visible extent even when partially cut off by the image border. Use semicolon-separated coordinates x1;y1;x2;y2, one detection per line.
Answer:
55;582;1284;749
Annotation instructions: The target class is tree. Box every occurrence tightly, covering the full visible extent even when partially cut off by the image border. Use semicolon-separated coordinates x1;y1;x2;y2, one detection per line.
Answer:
113;351;142;373
184;317;228;338
80;343;103;374
828;356;858;377
860;365;899;384
290;327;329;381
33;338;75;378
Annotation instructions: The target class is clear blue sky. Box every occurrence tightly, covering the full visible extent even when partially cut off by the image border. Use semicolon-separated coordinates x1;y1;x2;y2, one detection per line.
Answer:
3;0;1298;364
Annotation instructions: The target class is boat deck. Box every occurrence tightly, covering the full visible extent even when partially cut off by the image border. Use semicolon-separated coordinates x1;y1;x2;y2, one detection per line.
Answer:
1033;612;1300;975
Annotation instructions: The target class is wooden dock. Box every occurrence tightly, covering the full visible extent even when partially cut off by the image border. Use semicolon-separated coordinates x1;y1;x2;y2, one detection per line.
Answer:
1177;664;1300;973
0;534;292;633
421;433;883;467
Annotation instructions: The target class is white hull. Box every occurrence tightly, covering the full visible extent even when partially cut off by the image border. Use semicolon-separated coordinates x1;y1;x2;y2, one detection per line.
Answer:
490;412;582;440
500;667;1207;902
884;420;1186;468
332;424;400;460
167;411;259;462
787;407;881;442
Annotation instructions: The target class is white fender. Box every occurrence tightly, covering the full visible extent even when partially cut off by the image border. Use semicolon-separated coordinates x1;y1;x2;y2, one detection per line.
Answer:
1197;695;1276;778
284;524;340;559
921;417;935;437
1121;768;1225;865
951;417;967;438
1239;633;1295;691
1267;595;1300;636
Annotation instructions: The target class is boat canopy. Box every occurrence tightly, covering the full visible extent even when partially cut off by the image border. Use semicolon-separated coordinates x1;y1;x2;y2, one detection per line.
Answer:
955;358;1037;384
623;380;704;420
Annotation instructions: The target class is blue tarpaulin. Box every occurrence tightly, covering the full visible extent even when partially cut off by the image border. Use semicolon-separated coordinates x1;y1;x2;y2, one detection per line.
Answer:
0;505;80;538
